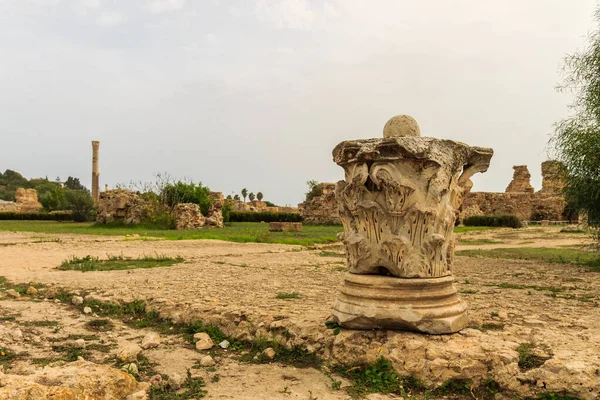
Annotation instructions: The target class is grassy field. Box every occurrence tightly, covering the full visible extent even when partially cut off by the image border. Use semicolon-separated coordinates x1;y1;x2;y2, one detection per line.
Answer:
0;220;494;246
456;247;600;271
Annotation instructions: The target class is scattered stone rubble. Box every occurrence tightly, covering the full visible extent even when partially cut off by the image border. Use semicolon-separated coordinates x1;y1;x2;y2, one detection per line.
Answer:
0;188;42;213
461;161;568;221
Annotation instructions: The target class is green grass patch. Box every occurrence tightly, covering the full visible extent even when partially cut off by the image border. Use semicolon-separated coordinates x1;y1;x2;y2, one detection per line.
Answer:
458;239;503;245
58;254;184;272
84;319;115;332
454;226;495;233
240;339;321;369
0;220;499;246
457;247;600;271
149;370;206;399
518;343;552;371
275;292;301;300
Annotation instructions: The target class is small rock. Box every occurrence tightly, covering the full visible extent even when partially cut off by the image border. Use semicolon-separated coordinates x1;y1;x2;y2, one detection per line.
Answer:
11;328;23;340
26;286;38;295
74;339;86;348
71;296;84;305
459;328;482;337
117;343;142;361
54;299;61;303
148;374;163;386
219;340;230;349
194;333;214;350
263;347;276;360
122;363;139;375
498;310;509;319
141;332;161;349
200;355;216;367
83;306;92;314
127;390;147;400
169;372;186;389
6;289;20;298
77;356;85;362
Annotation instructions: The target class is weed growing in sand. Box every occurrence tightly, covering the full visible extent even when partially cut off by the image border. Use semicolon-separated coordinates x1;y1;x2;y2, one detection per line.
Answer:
149;369;206;399
58;254;184;272
276;292;301;300
517;343;552;371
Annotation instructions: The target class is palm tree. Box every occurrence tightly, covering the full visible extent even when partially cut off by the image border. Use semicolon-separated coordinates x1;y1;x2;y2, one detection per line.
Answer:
241;188;248;202
257;192;263;201
249;192;255;201
234;194;240;201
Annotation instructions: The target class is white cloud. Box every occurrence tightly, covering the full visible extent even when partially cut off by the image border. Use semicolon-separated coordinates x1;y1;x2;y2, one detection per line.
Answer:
204;33;218;44
146;0;185;14
255;0;315;30
80;0;101;8
96;11;125;26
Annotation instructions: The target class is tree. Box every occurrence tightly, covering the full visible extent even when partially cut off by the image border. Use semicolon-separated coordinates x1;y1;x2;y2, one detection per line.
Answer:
305;180;322;202
241;188;248;202
552;7;600;232
248;192;255;201
233;194;240;201
226;194;232;200
64;176;88;192
257;192;263;201
64;189;96;222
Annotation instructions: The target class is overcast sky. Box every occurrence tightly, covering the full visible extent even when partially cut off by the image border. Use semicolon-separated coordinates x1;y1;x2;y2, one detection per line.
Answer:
0;0;597;205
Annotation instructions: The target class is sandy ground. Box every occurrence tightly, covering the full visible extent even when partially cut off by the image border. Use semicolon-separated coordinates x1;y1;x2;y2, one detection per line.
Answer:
1;227;599;399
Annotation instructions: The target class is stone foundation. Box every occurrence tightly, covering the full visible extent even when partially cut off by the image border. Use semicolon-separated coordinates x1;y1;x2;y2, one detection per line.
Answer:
0;188;42;213
299;183;340;224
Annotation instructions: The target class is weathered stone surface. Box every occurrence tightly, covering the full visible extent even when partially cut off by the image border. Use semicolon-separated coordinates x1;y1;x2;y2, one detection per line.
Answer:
97;189;146;224
505;165;534;193
331;116;493;333
15;188;43;213
461;161;568;221
268;222;302;232
299;183;340;224
194;332;214;350
6;289;20;298
383;114;421;138
200;355;216;367
141;332;161;349
0;188;43;213
205;200;224;228
0;359;147;399
117;343;142;361
174;203;205;230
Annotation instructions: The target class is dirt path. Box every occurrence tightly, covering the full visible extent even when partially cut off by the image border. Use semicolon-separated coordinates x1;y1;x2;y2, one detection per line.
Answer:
1;227;599;399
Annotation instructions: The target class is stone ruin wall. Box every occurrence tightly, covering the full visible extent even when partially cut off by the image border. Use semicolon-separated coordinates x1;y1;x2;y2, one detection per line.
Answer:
298;182;340;224
97;189;224;228
461;161;568;221
0;188;43;213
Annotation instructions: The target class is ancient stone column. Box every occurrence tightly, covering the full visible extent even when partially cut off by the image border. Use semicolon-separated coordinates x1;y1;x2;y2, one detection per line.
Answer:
331;115;493;334
92;141;100;203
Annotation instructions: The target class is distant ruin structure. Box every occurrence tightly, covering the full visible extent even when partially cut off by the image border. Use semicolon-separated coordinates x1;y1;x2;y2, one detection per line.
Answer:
330;114;493;334
298;183;340;224
0;188;42;213
92;141;100;203
461;161;568;221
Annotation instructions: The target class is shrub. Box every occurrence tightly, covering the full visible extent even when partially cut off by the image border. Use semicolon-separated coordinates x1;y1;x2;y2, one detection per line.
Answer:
229;212;302;223
64;189;96;222
0;212;74;221
463;214;522;228
161;182;211;215
222;203;231;223
305;180;323;202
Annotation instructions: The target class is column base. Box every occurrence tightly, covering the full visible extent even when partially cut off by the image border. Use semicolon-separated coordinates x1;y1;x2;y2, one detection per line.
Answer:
331;273;468;334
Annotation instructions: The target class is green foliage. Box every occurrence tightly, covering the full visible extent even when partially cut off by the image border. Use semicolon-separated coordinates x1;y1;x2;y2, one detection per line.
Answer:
64;176;88;192
64;189;96;222
333;357;405;397
58;254;184;272
264;200;276;207
275;292;301;299
552;10;600;232
257;192;263;201
517;343;551;371
229;211;302;223
226;194;232;200
241;188;248;202
0;212;73;221
305;180;322;202
248;192;255;201
161;181;212;215
233;194;240;201
463;214;522;228
221;203;231;223
39;185;67;211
